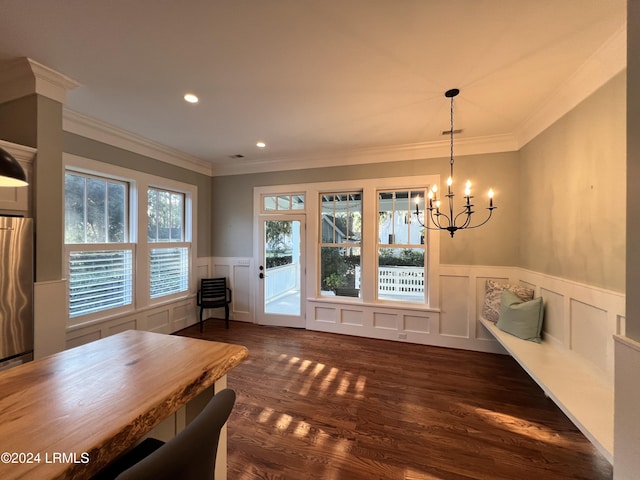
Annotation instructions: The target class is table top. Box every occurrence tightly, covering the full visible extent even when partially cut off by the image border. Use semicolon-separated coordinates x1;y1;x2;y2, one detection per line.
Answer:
0;330;248;479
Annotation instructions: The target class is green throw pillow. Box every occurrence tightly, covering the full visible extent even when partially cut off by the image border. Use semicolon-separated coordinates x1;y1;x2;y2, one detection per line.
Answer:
496;289;544;343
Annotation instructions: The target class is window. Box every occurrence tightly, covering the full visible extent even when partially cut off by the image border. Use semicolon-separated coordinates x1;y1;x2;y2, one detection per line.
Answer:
377;190;425;302
319;192;362;296
263;193;305;211
148;188;189;299
64;172;133;318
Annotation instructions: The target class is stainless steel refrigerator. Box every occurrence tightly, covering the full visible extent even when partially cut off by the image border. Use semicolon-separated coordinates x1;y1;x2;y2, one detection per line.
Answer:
0;217;33;370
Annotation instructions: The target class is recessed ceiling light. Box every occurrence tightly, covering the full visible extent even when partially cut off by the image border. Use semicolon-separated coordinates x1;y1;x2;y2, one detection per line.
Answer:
184;93;199;104
256;141;266;148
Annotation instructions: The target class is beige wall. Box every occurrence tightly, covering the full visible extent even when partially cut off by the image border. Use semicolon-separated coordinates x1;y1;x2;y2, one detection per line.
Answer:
519;72;626;293
626;2;640;341
35;96;64;282
0;95;38;148
212;151;521;266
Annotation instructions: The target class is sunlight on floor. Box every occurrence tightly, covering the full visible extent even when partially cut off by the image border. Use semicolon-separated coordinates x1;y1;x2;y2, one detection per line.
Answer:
275;413;293;430
257;406;274;423
245;351;369;480
404;467;445;480
467;404;573;446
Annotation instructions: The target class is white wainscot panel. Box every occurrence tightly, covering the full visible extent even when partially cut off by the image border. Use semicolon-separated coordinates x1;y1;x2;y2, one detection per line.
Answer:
34;279;68;358
147;309;170;332
213;264;231;278
373;311;397;330
195;263;209;281
341;309;363;326
108;320;137;336
404;313;430;334
440;275;470;338
540;288;565;346
211;257;253;322
233;264;251;314
314;305;337;324
570;299;613;381
67;331;101;349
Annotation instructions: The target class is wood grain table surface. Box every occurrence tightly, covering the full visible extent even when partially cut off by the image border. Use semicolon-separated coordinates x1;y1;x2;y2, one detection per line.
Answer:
0;330;248;480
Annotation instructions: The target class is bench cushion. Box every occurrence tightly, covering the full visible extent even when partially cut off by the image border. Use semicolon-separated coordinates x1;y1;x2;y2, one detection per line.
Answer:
496;290;544;343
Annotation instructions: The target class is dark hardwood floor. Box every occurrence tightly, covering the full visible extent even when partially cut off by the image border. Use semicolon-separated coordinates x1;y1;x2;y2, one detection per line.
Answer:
176;320;612;480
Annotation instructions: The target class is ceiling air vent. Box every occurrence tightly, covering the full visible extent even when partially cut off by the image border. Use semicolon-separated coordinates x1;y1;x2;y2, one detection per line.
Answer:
229;154;245;159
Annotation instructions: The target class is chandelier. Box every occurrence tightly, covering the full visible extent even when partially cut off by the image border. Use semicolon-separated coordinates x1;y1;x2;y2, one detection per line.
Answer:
414;88;495;238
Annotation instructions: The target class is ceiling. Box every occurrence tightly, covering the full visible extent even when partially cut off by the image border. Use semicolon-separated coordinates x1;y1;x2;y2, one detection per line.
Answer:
0;1;627;174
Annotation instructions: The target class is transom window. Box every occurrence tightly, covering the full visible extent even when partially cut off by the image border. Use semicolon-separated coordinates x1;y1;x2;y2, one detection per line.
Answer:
262;193;305;212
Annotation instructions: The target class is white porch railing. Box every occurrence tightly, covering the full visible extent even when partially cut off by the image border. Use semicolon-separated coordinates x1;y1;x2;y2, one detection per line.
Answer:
355;265;424;296
265;263;299;301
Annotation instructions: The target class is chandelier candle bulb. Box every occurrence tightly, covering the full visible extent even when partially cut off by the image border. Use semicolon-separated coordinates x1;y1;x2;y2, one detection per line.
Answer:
464;180;471;200
488;188;494;208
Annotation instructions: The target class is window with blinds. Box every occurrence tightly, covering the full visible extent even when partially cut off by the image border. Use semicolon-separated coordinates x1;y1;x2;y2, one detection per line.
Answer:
69;250;133;317
148;188;189;299
64;172;133;319
149;247;189;298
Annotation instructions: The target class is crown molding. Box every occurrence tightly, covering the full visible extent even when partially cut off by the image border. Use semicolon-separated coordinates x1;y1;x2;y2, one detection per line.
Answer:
63;109;214;177
515;23;627;148
0;139;37;163
0;57;79;105
211;133;519;176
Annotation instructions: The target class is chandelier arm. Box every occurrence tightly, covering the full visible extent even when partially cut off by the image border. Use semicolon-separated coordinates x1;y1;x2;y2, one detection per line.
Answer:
420;209;451;230
453;208;474;229
463;207;496;229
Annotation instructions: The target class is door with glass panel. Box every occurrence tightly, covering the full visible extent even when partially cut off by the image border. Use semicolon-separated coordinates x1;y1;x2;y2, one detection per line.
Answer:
258;215;305;328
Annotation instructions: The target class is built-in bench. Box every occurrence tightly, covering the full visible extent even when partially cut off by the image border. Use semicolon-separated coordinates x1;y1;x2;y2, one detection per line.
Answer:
480;317;613;463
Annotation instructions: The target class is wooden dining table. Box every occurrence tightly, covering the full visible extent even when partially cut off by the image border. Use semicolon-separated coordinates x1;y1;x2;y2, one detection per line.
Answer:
0;330;248;480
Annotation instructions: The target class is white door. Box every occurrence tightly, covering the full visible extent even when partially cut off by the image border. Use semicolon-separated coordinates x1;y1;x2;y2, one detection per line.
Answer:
258;215;305;327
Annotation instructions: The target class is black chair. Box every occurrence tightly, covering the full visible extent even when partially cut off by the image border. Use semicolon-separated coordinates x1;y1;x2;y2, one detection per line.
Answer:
197;277;232;331
94;389;236;480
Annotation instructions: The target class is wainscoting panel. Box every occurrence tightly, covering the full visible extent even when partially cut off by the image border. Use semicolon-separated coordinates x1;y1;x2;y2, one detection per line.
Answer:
65;296;198;349
307;299;449;347
67;330;101;349
147;309;170;332
517;269;624;387
315;305;337;324
404;314;430;334
439;275;470;338
108;319;137;336
212;257;253;322
341;309;363;326
34;279;68;358
373;311;397;330
570;300;611;380
233;264;252;316
540;288;565;346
